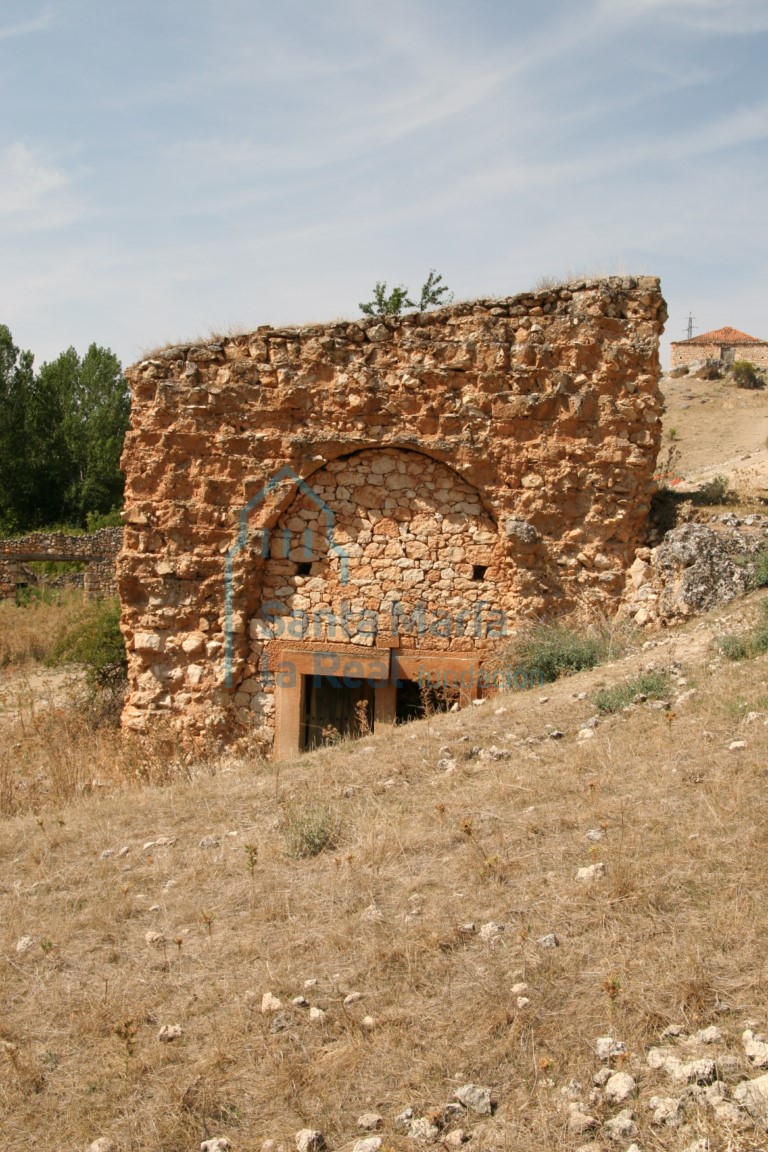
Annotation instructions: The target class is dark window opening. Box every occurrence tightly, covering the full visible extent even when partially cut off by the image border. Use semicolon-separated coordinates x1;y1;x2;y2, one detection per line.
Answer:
300;675;375;751
472;564;488;582
296;561;312;576
395;677;458;724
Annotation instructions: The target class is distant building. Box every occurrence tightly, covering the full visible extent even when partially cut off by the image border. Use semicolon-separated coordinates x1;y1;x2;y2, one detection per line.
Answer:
670;326;768;370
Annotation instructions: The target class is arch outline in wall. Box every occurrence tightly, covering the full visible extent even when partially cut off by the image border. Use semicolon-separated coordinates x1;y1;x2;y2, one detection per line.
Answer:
223;465;350;686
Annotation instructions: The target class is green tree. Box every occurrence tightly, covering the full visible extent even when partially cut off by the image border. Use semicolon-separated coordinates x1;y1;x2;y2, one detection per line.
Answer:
36;344;130;525
359;270;453;317
0;325;55;532
0;328;130;532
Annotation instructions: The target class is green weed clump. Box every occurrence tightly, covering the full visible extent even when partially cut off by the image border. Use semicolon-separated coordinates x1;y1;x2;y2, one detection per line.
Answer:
595;670;670;714
749;547;768;591
280;800;340;859
48;597;127;710
717;602;768;661
503;619;619;685
696;474;734;506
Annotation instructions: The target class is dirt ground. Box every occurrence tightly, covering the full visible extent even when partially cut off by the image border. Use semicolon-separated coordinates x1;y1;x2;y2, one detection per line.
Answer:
661;371;768;497
0;666;79;727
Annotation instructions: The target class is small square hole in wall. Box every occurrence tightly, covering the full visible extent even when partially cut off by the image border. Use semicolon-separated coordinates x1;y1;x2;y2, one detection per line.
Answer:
296;561;312;576
472;564;488;582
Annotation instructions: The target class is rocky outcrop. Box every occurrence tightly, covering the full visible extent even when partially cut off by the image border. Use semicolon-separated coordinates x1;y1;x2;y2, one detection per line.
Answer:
621;517;768;625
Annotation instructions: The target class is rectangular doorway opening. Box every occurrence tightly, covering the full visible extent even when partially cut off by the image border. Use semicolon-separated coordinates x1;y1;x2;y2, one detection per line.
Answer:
395;677;460;724
300;675;375;751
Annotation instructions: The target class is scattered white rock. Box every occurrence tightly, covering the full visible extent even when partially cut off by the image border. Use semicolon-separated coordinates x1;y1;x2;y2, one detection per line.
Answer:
362;904;384;923
409;1118;439;1141
471;698;486;707
729;740;747;751
566;1104;597;1135
261;992;283;1014
478;746;507;761
361;1015;376;1030
88;1140;117;1152
595;1036;626;1061
537;933;559;949
681;1141;709;1152
344;991;364;1005
158;1024;183;1042
603;1071;636;1104
585;828;605;842
15;935;34;953
295;1130;325;1152
603;1108;637;1141
576;862;606;883
688;1025;721;1045
144;931;164;946
353;1139;382;1152
511;982;528;996
303;978;318;988
673;1058;717;1085
560;1079;582;1102
100;849;114;859
308;1007;326;1024
648;1095;682;1126
437;758;457;772
516;996;530;1009
394;1107;414;1132
442;1130;467;1147
292;996;309;1008
454;1083;494;1115
577;728;595;741
479;922;504;942
592;1067;612;1088
201;1141;231;1152
743;1028;768;1067
199;835;220;849
660;1024;685;1039
647;1046;675;1070
356;1113;383;1131
734;1070;768;1122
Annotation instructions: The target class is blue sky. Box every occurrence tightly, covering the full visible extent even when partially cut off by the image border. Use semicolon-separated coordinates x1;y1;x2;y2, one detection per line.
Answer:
1;0;767;368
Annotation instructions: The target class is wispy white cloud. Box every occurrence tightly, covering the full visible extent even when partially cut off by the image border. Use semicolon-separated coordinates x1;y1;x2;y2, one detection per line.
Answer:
0;7;53;40
595;0;768;33
0;143;81;229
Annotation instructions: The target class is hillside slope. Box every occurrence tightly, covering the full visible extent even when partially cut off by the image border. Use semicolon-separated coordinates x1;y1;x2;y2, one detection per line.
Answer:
2;597;768;1151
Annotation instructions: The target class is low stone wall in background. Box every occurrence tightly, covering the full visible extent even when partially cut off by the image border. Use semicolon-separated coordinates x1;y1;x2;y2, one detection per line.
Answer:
0;526;123;599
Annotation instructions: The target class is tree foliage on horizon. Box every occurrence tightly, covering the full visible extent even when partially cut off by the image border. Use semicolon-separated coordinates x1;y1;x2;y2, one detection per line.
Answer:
359;270;453;317
0;324;130;535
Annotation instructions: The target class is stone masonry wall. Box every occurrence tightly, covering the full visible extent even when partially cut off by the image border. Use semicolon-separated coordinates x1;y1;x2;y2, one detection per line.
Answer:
119;276;667;746
670;342;768;370
0;527;122;599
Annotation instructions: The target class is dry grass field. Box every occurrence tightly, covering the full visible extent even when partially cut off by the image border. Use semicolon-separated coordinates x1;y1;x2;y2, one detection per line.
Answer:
2;589;768;1151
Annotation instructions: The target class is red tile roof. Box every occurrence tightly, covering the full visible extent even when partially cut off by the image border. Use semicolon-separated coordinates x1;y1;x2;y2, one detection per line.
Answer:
672;326;766;346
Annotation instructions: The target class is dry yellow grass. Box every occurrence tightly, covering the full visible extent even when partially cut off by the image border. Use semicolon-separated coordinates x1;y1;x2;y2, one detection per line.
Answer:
0;592;85;669
2;596;768;1150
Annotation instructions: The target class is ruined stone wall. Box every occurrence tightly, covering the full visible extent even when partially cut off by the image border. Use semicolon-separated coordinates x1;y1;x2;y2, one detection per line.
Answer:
119;276;666;745
0;527;122;599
